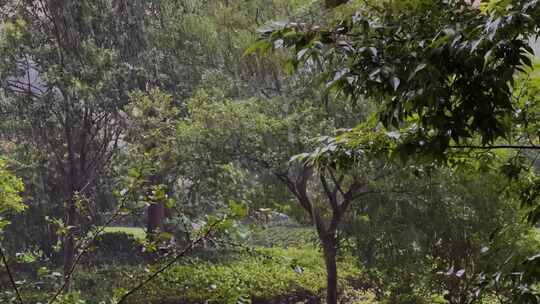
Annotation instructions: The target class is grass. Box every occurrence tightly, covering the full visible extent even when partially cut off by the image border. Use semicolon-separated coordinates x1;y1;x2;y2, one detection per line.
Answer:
249;226;318;248
103;226;146;240
77;224;370;303
15;226;374;303
120;246;371;304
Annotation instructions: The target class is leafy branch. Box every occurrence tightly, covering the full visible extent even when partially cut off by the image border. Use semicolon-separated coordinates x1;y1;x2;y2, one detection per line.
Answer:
116;220;221;304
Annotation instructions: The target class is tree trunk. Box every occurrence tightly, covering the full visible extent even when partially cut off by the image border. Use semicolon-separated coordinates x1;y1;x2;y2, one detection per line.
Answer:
147;201;165;236
62;200;77;291
63;124;78;292
146;173;166;238
62;232;75;290
323;238;339;304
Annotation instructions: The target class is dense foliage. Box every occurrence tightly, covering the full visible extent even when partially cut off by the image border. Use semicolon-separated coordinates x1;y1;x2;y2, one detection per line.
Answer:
0;0;539;304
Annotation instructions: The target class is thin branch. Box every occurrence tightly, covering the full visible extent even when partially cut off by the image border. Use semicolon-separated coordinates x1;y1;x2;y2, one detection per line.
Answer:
320;172;339;211
343;180;365;201
116;222;220;304
0;243;24;304
449;145;540;150
47;173;142;304
327;168;345;197
47;206;126;304
274;172;299;198
276;166;314;215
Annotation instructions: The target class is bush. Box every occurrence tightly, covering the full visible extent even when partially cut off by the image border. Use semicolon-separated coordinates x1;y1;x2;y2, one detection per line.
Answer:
249;226;317;248
12;246;369;303
86;231;144;265
104;247;364;304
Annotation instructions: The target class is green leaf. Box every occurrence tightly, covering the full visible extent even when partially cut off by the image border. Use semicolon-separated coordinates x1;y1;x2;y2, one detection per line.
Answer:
229;200;248;218
244;40;272;56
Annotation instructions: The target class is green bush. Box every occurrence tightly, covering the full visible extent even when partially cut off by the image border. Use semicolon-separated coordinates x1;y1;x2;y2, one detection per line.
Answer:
13;247;369;304
249;226;317;248
86;231;144;265
102;227;146;240
101;247;363;304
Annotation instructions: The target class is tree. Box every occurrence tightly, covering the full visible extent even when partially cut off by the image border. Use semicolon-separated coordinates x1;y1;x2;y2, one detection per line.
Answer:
251;1;540;302
0;158;25;304
254;0;540;153
342;154;540;302
0;1;315;286
170;87;380;303
124;90;179;237
114;0;316;236
0;0;151;289
0;158;25;229
286;136;394;304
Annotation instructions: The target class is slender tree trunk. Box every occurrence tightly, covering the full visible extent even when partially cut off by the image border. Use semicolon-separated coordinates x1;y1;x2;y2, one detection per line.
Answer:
145;169;166;238
62;232;75;291
147;201;165;236
323;237;339;304
63;123;78;292
63;200;77;291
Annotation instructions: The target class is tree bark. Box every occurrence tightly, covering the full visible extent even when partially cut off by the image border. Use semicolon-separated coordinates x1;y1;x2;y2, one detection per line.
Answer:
323;237;339;304
63;121;78;292
62;231;75;291
147;201;165;236
62;200;77;291
146;171;166;238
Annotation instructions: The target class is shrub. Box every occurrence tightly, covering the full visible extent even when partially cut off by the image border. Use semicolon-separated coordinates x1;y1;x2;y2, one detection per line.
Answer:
114;247;364;304
86;231;144;265
249;226;317;248
11;247;367;304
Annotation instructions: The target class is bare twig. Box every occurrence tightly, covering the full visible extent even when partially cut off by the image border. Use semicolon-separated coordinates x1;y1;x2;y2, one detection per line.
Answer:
47;174;142;304
116;222;220;304
449;145;540;150
46;207;126;304
0;243;25;304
